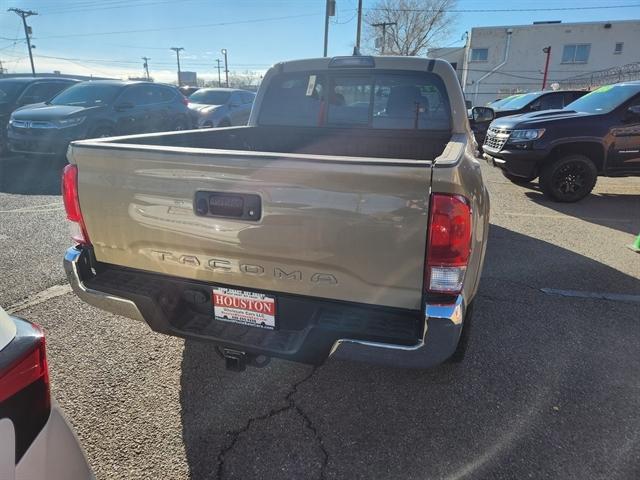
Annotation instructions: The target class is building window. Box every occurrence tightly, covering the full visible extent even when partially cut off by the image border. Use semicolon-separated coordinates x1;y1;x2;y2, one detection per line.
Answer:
614;42;624;54
562;44;591;63
470;48;488;62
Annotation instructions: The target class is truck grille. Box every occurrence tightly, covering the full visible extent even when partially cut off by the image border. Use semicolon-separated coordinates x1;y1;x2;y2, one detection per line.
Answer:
484;127;511;151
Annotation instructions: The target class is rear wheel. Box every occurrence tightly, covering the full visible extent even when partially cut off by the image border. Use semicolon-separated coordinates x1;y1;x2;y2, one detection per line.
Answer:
539;154;597;202
502;170;537;185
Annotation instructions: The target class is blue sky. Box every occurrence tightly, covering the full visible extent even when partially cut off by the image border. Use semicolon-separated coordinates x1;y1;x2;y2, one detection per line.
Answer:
1;0;639;82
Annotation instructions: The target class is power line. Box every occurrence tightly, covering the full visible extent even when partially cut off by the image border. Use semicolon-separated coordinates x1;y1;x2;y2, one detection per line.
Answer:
33;12;331;39
366;3;640;13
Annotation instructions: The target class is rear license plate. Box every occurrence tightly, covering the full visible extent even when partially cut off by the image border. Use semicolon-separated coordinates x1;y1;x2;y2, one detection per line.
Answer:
212;287;276;330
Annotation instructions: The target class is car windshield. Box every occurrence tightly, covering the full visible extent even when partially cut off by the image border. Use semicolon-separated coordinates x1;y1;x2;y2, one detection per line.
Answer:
495;92;542;111
189;90;231;105
49;83;121;107
0;81;27;103
565;83;640;114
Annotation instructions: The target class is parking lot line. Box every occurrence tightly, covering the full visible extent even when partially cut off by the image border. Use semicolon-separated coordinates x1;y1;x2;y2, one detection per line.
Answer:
541;288;640;303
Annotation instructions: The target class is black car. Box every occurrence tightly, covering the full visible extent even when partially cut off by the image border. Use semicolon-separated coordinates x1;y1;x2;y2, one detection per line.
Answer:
0;77;78;152
472;90;587;145
7;80;191;156
483;81;640;202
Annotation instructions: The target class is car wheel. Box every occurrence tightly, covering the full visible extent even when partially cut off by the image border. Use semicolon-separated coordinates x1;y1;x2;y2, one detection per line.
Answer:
89;127;115;139
501;170;537;185
539;154;597;202
172;118;189;131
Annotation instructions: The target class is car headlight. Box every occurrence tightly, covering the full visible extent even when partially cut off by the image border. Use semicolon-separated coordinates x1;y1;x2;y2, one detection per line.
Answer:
508;129;545;142
57;116;86;128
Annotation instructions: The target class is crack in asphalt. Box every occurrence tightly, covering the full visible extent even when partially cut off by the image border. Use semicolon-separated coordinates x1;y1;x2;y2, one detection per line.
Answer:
216;366;328;480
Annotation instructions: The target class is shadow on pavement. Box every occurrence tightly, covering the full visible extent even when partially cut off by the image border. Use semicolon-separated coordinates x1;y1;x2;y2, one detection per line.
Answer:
0;154;66;195
180;225;640;480
524;190;640;235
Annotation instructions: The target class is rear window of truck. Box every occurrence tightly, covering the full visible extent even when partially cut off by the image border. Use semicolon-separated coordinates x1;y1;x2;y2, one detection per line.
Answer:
259;71;451;131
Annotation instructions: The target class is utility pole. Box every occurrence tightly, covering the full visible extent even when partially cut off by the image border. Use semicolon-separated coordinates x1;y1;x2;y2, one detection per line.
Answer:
372;21;396;54
215;59;222;87
323;0;336;57
354;0;363;55
170;47;184;86
8;8;37;76
142;56;151;80
542;46;551;90
221;48;229;87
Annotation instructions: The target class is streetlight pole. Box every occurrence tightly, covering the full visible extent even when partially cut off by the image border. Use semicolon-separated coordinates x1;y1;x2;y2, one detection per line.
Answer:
170;47;184;86
8;8;37;76
215;59;222;87
221;48;229;87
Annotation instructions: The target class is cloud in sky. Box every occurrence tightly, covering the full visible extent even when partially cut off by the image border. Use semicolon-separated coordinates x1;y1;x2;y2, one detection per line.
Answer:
3;53;266;84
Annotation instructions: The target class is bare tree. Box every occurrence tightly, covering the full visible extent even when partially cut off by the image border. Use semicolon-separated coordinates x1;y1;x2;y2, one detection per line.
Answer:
365;0;456;56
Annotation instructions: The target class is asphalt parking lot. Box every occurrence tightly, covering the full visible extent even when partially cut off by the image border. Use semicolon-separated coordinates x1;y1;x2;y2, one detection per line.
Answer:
1;152;639;479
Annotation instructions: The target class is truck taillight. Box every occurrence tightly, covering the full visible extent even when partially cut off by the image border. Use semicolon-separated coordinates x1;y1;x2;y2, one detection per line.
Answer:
426;194;472;294
62;164;91;245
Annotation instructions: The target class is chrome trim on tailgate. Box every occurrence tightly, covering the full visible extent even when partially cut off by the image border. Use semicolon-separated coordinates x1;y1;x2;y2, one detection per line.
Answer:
63;247;145;322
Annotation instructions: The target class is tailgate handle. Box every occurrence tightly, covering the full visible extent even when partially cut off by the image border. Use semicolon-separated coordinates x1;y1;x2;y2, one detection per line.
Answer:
194;191;261;221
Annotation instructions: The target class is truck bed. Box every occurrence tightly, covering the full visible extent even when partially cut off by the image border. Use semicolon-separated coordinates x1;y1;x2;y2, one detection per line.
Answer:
106;125;451;162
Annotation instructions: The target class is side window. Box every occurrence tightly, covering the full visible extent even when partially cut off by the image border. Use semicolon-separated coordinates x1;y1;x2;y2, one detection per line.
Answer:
259;73;326;127
156;87;175;102
118;85;154;106
241;92;254;104
564;92;583;107
19;82;68;105
533;93;564;110
230;93;242;106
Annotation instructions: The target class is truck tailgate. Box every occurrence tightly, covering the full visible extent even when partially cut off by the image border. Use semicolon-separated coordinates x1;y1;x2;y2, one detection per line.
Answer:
70;145;431;310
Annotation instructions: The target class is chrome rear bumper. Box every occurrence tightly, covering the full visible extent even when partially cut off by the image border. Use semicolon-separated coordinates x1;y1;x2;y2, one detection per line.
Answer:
64;246;466;368
329;296;465;368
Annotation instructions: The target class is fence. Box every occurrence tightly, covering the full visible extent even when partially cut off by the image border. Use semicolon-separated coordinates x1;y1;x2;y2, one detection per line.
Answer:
558;62;640;90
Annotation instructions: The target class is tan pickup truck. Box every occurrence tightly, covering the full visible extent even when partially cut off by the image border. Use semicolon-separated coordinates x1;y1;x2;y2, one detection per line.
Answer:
62;56;490;371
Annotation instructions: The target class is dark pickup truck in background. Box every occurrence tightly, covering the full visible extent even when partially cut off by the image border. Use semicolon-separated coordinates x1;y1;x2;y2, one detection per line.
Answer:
471;90;587;145
483;81;640;202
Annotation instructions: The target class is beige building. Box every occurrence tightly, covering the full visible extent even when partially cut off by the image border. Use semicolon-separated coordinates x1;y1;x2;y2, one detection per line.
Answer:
430;20;640;106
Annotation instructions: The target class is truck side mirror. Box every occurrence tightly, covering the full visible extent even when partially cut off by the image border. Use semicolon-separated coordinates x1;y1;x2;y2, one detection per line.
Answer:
472;106;495;123
625;105;640;122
